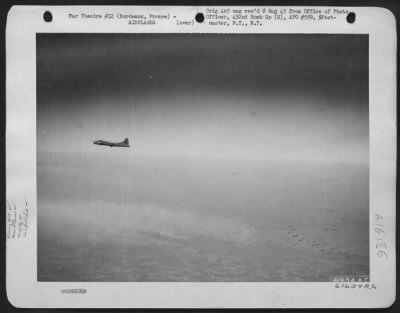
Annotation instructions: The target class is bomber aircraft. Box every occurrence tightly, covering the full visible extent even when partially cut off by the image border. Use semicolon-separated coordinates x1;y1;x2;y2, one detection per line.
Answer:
93;138;130;148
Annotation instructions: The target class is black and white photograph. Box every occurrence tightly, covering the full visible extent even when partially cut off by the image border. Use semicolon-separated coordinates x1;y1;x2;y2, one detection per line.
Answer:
36;33;369;282
5;5;397;308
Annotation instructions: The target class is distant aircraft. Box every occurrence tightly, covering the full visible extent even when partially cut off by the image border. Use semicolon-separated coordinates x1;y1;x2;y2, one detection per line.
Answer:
93;138;130;148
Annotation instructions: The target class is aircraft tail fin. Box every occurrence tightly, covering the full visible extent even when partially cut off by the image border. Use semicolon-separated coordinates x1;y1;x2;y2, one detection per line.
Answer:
122;138;129;145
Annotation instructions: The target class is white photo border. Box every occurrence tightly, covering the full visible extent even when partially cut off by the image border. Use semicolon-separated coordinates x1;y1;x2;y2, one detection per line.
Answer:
6;5;397;308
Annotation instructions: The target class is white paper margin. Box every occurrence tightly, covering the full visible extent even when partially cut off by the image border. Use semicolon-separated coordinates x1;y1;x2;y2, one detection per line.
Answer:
6;5;397;308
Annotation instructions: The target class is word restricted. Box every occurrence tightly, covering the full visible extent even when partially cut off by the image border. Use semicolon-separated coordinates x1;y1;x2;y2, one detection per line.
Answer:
61;289;87;294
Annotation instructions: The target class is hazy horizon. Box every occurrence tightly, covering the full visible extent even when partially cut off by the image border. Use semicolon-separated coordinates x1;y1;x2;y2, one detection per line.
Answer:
37;33;369;281
37;34;368;164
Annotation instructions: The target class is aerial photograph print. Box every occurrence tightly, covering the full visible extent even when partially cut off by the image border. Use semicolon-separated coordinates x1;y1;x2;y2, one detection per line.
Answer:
37;33;369;282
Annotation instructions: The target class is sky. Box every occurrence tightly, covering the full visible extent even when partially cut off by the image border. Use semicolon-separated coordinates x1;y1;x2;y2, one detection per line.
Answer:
37;34;369;163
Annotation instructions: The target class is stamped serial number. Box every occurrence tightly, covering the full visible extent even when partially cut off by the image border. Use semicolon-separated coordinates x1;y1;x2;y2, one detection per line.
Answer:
374;213;388;258
335;283;376;289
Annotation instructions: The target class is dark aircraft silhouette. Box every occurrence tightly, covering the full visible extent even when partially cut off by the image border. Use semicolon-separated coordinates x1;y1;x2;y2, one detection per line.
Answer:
93;138;130;148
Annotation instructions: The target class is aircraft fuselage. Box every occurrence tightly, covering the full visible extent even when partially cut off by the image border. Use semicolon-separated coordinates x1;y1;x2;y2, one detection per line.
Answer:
93;138;130;148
